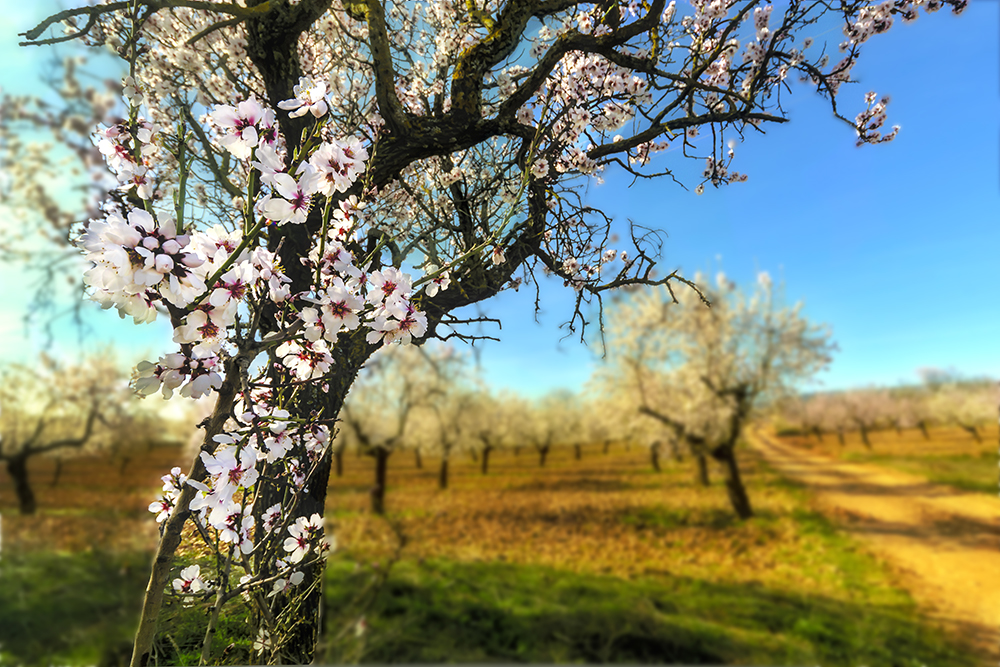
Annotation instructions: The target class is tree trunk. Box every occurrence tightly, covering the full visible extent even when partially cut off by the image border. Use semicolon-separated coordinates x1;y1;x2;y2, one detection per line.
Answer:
413;447;423;469
468;448;478;463
603;440;610;454
118;456;131;477
858;424;872;449
480;446;491;475
918;420;931;440
52;459;64;487
372;447;389;514
812;426;823;442
960;424;982;442
711;445;753;520
650;445;661;472
695;453;710;487
513;445;521;457
836;429;845;446
670;439;683;462
537;446;549;467
573;444;581;461
7;455;36;515
438;457;449;490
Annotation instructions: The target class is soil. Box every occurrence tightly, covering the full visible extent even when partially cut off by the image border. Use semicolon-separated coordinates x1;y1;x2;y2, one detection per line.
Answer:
749;430;1000;663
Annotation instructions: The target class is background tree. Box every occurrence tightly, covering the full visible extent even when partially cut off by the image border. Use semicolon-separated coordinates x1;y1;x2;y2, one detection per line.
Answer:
596;273;835;519
341;345;446;513
927;382;997;443
464;389;517;475
0;353;137;514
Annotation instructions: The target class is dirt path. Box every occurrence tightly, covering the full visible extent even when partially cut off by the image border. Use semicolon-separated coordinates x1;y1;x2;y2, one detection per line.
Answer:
748;430;1000;663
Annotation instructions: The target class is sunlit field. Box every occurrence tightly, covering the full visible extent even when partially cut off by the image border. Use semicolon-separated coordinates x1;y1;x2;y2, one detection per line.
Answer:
0;438;979;666
774;424;998;495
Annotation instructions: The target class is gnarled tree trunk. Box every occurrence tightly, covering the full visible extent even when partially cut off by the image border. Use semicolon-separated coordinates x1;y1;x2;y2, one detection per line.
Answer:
695;453;710;487
438;456;449;490
710;444;753;519
372;446;390;514
7;455;36;515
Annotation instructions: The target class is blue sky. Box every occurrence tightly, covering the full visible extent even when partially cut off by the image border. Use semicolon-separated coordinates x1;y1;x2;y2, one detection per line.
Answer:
1;1;997;398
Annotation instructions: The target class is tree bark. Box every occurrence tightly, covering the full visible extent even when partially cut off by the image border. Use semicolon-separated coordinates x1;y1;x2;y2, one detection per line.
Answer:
918;420;931;440
413;447;423;469
711;444;753;519
480;446;491;475
372;446;389;514
537;446;549;467
52;458;64;488
960;424;982;442
650;444;661;472
7;455;36;515
438;457;449;490
858;423;872;449
695;453;710;487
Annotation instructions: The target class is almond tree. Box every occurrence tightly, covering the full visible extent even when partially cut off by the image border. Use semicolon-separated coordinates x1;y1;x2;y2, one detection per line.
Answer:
464;389;518;474
0;354;138;515
11;0;969;660
597;273;834;518
340;344;446;512
927;382;996;443
842;388;884;448
406;352;477;489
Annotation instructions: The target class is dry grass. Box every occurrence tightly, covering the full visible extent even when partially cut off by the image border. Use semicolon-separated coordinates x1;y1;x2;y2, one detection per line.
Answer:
326;443;899;603
776;423;996;458
773;424;998;494
1;439;884;600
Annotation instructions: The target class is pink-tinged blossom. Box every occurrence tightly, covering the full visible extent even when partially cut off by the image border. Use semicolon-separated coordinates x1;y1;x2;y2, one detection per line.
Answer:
269;571;305;597
173;309;225;355
319;278;364;341
423;265;451;297
250;144;286;186
211;97;275;159
173;564;208;594
309;139;368;195
201;440;260;498
276;339;333;381
366;267;412;307
365;303;428;346
261;503;282;533
209;263;255;309
277;77;330;119
283;514;324;564
263;168;321;225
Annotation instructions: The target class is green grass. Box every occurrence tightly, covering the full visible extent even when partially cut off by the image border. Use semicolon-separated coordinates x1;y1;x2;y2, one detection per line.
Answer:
844;451;998;494
318;552;972;666
0;550;149;667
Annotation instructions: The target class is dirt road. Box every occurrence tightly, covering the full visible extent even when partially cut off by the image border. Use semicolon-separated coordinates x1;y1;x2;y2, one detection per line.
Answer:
748;431;1000;663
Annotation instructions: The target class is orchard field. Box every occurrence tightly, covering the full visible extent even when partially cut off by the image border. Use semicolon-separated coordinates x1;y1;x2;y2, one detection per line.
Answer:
773;423;998;496
0;434;981;666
